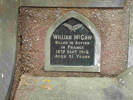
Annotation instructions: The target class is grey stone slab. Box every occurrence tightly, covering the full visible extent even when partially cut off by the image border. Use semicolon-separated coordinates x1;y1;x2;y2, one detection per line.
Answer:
129;0;133;39
14;66;133;100
20;0;125;8
128;0;133;68
15;75;121;100
14;67;133;100
15;74;133;100
0;0;18;100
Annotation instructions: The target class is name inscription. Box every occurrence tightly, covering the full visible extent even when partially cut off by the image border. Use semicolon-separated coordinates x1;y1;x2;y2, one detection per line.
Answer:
51;18;95;66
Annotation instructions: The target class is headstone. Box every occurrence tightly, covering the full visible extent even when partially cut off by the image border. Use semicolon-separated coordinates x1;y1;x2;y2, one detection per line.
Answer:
45;11;101;72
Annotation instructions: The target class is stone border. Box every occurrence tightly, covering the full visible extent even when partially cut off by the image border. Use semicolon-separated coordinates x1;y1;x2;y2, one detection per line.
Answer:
128;0;133;68
0;0;18;100
20;0;125;8
45;11;101;72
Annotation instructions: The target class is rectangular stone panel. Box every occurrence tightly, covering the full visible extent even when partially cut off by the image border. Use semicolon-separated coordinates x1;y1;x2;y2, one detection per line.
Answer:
14;75;118;100
20;0;125;8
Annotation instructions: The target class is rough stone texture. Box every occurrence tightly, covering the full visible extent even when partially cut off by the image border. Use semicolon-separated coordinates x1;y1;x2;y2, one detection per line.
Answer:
14;69;133;100
20;0;125;8
0;0;18;100
17;0;130;76
128;0;133;68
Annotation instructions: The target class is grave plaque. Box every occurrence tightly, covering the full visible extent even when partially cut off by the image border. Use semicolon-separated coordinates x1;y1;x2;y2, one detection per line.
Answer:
51;18;95;66
45;11;101;72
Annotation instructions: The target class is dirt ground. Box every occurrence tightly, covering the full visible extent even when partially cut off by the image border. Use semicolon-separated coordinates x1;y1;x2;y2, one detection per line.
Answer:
10;0;131;99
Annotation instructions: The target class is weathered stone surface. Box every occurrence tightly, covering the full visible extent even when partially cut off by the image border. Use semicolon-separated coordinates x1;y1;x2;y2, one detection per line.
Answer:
128;0;133;68
0;0;18;100
14;75;118;100
129;0;133;39
103;86;126;100
20;0;125;8
14;72;133;100
117;67;133;99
